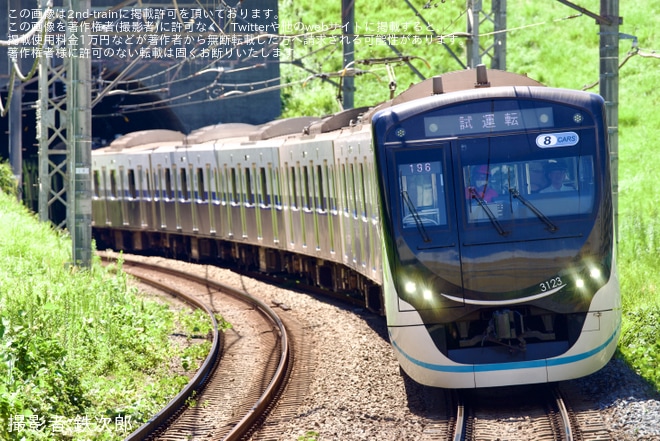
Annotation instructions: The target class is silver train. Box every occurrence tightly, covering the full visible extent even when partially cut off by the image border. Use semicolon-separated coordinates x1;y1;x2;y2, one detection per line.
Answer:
92;68;620;388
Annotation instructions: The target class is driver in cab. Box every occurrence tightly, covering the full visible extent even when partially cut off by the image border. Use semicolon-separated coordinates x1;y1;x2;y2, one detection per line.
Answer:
466;165;498;202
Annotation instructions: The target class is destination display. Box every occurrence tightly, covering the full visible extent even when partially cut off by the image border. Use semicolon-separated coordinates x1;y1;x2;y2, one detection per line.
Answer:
424;107;555;137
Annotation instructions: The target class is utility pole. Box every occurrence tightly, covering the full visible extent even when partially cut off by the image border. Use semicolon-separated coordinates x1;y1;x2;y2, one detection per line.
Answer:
555;0;620;235
466;0;507;69
68;0;93;267
9;74;22;200
7;1;23;201
599;0;620;236
37;0;92;267
342;0;355;109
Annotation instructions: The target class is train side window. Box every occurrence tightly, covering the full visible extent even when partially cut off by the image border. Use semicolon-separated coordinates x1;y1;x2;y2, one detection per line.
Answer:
102;168;109;199
359;161;368;218
110;169;118;198
211;168;220;203
165;168;173;200
136;167;143;200
365;161;377;220
327;163;337;212
244;166;254;205
180;167;189;201
317;164;326;211
302;165;311;210
230;168;238;204
348;162;357;217
144;168;152;200
118;166;127;199
289;165;297;209
220;164;229;204
126;168;136;199
197;167;206;202
93;170;101;198
340;163;348;215
269;164;280;207
155;167;162;200
259;167;268;207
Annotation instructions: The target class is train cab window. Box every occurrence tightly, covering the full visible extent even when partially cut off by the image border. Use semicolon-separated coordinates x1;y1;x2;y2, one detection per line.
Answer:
463;155;595;225
399;161;447;228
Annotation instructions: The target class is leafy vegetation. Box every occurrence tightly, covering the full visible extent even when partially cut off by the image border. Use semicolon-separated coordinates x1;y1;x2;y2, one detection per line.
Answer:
0;160;18;197
297;430;320;441
0;176;214;440
278;1;660;390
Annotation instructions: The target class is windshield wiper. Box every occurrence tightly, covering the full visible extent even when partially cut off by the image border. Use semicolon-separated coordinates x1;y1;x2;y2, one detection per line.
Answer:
509;188;558;232
401;191;432;242
468;188;508;236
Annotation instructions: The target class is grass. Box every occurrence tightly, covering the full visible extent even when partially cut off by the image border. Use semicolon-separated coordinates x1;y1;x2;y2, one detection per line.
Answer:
0;185;213;440
279;0;660;390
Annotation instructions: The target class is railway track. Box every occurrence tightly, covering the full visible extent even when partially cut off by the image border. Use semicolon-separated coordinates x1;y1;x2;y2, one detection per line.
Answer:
100;253;297;440
443;384;611;441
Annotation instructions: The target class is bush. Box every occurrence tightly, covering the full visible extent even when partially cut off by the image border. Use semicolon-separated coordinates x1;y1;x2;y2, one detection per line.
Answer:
0;161;18;197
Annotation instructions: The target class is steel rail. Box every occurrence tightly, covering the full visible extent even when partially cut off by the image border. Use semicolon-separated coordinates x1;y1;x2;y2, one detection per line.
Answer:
100;254;290;441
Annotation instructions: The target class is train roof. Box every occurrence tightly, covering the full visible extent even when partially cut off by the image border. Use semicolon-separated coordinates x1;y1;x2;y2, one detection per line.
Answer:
393;67;543;105
249;116;320;141
185;123;257;144
362;66;546;122
103;129;185;152
305;107;371;135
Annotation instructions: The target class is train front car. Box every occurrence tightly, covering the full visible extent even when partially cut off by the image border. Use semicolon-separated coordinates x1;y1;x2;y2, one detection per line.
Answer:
372;74;620;388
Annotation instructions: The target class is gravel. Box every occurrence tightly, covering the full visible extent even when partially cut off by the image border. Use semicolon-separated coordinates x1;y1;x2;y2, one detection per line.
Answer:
140;256;660;440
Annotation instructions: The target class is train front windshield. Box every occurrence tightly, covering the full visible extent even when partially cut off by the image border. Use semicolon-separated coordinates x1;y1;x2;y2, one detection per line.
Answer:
398;154;594;230
461;153;595;226
387;97;602;242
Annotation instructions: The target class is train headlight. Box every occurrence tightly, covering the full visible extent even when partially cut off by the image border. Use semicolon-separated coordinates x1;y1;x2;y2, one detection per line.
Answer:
404;281;417;294
574;264;604;291
402;279;434;300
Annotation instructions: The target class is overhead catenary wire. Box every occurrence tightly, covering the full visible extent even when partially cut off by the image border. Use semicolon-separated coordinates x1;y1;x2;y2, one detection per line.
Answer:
5;2;653;118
